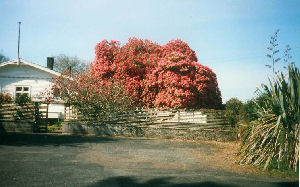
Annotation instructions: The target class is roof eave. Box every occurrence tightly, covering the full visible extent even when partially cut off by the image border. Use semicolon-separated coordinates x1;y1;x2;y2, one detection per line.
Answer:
0;58;61;77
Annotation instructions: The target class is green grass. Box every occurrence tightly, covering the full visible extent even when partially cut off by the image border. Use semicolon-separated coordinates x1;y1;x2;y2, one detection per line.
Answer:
261;167;299;179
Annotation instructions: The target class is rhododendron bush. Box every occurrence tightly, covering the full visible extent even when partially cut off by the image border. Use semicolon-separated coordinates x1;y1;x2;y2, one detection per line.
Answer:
90;38;222;109
53;38;222;116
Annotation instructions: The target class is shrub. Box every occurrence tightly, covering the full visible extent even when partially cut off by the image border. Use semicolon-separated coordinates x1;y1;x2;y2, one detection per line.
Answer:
14;94;31;106
225;98;243;127
238;92;272;123
240;100;259;123
13;109;25;120
0;93;12;105
11;94;32;120
53;72;134;121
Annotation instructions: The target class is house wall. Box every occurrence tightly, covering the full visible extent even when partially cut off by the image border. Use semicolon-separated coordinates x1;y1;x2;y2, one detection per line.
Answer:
0;64;64;119
0;64;53;99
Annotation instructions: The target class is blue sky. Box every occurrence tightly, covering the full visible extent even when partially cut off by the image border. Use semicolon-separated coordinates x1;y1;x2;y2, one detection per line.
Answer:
1;0;299;103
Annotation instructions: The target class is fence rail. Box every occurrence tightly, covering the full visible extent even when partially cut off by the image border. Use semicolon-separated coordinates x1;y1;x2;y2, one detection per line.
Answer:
0;103;35;122
64;106;230;129
0;102;55;124
0;102;230;132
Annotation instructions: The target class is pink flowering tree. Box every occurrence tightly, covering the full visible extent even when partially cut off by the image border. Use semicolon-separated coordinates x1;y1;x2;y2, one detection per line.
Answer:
54;38;222;118
52;71;134;121
90;38;222;109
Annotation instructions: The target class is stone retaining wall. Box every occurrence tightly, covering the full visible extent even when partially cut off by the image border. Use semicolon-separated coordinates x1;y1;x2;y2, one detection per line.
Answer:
0;121;34;133
62;122;236;141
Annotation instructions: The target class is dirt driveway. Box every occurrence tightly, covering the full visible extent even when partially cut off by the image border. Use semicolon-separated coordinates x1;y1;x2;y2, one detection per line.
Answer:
0;133;298;187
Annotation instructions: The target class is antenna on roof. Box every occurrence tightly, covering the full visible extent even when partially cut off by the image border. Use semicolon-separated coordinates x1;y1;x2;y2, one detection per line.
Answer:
17;22;21;65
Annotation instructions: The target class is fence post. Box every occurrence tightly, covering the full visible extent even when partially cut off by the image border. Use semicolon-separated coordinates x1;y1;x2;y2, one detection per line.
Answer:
64;103;67;121
34;102;39;131
45;103;49;133
193;110;194;122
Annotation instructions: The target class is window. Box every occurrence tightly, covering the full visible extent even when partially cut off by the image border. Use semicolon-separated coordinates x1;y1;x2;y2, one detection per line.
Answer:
15;86;30;98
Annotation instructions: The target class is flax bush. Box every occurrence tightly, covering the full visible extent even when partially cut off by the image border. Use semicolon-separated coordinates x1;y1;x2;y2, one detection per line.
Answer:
240;64;299;171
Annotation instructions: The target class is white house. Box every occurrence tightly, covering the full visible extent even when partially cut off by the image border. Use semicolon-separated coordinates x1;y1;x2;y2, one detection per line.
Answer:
0;58;65;119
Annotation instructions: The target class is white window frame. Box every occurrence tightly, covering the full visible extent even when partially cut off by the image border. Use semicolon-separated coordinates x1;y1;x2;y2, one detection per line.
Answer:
15;86;31;98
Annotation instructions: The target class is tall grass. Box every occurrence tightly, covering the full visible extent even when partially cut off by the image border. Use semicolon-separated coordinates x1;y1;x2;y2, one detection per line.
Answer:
240;64;299;171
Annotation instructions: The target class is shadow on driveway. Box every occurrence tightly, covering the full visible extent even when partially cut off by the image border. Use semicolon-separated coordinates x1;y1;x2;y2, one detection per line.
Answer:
89;176;298;187
90;176;236;187
0;132;116;147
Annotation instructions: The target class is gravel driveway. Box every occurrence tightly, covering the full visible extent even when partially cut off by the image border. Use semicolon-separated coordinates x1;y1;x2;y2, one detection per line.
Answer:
0;133;298;187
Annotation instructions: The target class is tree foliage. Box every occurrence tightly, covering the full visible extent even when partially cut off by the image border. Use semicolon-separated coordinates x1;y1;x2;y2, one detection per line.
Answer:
54;54;88;75
90;38;222;109
0;53;9;63
224;98;243;126
52;72;134;121
53;38;222;122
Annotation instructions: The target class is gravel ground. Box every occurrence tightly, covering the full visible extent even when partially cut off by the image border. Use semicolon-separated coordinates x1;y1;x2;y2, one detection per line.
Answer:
0;133;298;187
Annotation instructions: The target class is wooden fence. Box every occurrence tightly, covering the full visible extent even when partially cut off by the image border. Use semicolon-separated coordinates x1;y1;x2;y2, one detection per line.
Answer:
0;102;230;134
0;103;50;122
64;106;230;130
0;103;34;122
0;102;57;133
63;107;234;141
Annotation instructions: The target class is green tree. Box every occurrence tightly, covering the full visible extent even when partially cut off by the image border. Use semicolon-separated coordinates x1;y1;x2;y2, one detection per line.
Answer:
54;54;88;75
225;98;243;127
0;53;9;63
